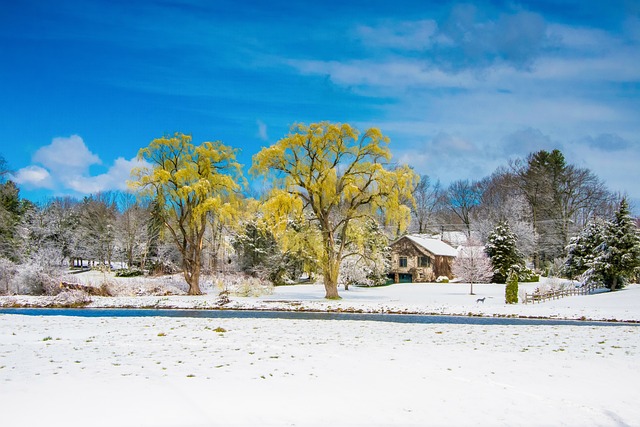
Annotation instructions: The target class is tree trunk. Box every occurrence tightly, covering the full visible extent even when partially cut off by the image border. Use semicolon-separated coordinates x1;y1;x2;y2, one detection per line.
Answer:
323;260;341;299
469;281;474;295
611;276;618;292
183;254;203;295
324;281;340;299
185;267;202;295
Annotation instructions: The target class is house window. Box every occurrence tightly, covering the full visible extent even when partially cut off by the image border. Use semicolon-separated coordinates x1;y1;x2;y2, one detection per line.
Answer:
419;256;431;268
399;256;408;268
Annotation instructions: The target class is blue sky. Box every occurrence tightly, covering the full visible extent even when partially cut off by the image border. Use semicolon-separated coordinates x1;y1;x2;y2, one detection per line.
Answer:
2;0;639;208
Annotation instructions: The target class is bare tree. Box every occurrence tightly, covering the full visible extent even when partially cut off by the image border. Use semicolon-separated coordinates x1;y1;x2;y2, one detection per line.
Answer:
446;179;483;237
511;149;615;268
77;192;118;268
116;192;154;269
475;172;537;258
411;175;444;233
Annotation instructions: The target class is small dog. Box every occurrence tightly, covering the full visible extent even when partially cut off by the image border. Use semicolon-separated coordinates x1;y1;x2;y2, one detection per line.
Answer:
476;297;486;303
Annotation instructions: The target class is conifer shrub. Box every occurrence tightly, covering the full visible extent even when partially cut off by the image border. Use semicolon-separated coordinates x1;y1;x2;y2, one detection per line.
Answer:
505;270;519;304
115;268;144;278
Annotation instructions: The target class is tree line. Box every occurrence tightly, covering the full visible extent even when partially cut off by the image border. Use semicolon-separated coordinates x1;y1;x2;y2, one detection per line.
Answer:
0;123;638;298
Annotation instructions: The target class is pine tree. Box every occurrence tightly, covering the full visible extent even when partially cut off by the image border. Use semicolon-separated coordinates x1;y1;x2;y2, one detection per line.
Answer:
591;198;640;291
485;220;525;283
564;220;605;280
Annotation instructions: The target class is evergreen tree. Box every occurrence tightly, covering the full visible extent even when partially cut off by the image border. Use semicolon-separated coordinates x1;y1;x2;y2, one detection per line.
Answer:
233;219;280;277
485;220;524;283
233;217;318;285
564;220;606;280
0;181;24;261
590;198;640;291
505;269;519;304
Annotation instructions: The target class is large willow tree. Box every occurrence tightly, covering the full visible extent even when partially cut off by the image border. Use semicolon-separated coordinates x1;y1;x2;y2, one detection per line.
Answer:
251;122;419;299
131;133;243;295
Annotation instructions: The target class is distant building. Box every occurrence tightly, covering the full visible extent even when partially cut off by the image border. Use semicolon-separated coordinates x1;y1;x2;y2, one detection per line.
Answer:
388;234;458;283
437;231;468;247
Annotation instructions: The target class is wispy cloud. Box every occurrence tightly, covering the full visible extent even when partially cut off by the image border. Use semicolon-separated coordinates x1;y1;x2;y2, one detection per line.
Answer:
355;20;437;51
432;5;556;72
582;133;632;152
501;128;559;158
256;120;269;141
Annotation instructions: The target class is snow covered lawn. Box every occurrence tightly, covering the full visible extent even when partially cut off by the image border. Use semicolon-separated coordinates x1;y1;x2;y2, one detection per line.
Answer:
2;278;640;425
1;313;638;426
250;281;640;322
2;276;640;322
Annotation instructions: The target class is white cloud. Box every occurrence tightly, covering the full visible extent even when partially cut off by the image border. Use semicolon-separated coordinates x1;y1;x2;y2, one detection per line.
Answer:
32;135;101;178
66;157;148;194
16;135;147;196
12;165;53;189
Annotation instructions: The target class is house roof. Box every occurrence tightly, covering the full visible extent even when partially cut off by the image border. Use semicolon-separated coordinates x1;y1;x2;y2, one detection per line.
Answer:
403;234;458;257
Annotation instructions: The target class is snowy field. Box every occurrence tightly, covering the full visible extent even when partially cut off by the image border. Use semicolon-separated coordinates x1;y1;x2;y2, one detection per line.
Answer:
1;313;638;426
1;277;640;426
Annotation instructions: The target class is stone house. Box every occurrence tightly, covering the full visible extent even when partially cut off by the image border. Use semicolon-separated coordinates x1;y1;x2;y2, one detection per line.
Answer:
388;234;458;283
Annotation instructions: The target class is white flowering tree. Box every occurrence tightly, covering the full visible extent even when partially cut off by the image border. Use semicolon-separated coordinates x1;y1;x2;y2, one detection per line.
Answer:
453;243;493;295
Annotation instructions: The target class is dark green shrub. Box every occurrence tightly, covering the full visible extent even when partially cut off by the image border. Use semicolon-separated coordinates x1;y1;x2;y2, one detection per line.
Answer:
505;270;519;304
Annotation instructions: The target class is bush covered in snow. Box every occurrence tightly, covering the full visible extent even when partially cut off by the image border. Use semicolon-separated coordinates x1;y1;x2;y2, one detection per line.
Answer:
115;268;144;278
0;257;17;295
213;273;274;297
532;278;570;295
11;263;62;295
101;278;187;297
339;254;389;289
510;264;539;282
51;290;91;307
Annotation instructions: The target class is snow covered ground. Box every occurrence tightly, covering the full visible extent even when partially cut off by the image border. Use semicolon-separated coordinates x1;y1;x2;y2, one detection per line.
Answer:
1;277;639;426
5;273;637;322
1;312;639;426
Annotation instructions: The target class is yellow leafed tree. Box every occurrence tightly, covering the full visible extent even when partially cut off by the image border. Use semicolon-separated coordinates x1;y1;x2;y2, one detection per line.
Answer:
130;133;243;295
251;122;419;299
